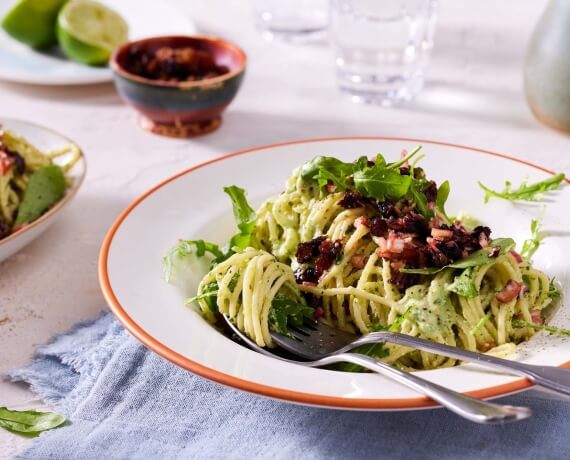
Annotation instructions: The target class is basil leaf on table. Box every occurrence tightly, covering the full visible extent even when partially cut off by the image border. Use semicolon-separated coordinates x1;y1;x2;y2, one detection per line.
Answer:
399;238;515;274
0;407;66;437
15;165;67;226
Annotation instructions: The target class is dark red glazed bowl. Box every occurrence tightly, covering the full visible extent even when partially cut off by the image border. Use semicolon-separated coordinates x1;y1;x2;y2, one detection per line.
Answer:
110;35;246;137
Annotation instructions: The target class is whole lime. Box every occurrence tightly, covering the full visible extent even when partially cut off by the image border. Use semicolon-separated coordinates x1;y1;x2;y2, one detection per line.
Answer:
1;0;68;49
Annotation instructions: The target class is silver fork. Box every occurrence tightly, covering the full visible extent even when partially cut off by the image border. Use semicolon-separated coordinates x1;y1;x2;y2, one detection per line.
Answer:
271;321;570;398
222;315;531;424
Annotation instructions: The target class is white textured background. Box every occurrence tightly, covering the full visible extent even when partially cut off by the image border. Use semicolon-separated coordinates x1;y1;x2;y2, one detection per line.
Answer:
1;0;569;457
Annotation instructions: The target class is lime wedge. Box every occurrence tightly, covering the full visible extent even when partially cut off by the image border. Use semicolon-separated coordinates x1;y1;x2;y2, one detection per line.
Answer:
1;0;68;49
56;0;128;66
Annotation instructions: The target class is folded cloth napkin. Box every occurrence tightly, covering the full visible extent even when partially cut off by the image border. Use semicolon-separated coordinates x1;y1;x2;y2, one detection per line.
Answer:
8;312;570;460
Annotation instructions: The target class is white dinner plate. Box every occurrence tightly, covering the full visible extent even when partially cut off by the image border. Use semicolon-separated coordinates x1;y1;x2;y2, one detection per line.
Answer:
0;0;195;86
0;117;86;263
99;138;570;410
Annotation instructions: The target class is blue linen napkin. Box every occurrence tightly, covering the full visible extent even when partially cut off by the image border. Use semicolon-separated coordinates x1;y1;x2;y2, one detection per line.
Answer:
8;312;570;460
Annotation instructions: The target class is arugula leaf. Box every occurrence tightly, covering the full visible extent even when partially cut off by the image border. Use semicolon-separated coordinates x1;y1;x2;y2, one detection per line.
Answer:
353;164;412;201
224;185;255;250
447;268;478;298
436;180;450;219
408;179;433;218
470;311;491;336
478;173;565;203
334;343;389;373
163;240;224;282
15;165;67;226
299;156;357;190
224;186;256;251
549;278;561;299
186;281;219;314
520;218;543;261
385;146;423;170
0;407;66;436
268;296;314;337
399;238;515;274
512;319;570;337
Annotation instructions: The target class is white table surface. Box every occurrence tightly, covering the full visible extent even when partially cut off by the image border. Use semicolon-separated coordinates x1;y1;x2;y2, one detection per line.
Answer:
1;0;569;457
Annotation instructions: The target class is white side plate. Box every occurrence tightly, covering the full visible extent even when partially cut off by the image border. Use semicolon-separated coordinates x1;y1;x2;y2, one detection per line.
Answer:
0;0;195;86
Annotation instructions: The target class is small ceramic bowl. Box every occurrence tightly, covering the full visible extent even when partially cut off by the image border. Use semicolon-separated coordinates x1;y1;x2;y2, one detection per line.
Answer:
110;35;246;138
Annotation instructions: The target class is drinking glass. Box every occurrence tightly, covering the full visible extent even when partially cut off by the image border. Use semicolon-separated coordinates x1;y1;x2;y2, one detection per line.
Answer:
254;0;330;43
330;0;437;105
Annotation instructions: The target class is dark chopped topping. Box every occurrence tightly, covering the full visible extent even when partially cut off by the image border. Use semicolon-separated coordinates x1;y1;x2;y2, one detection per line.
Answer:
387;212;429;236
0;220;10;240
294;237;344;284
315;239;343;273
375;200;400;219
424;180;437;202
125;45;230;82
295;236;326;263
303;293;322;309
338;190;366;209
389;263;418;289
369;217;388;236
399;166;410;176
6;150;25;175
294;266;319;284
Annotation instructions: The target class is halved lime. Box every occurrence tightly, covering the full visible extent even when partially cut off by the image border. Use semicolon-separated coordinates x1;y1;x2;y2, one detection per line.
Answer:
1;0;68;49
56;0;128;66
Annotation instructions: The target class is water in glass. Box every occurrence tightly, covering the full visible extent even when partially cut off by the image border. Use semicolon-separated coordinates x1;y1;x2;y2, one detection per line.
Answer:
331;0;437;105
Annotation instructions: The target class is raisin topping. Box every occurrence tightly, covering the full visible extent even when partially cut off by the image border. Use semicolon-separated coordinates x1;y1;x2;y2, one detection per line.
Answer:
338;190;365;209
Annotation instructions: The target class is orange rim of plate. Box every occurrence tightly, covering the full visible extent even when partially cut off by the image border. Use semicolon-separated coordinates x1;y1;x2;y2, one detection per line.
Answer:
98;136;570;410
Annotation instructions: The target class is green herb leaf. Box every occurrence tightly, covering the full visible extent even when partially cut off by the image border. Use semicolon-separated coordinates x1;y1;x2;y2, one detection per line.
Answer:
0;407;66;436
436;180;450;219
400;238;515;274
408;179;433;219
478;173;565;203
447;268;478;298
549;278;561;299
353;164;412;201
15;165;67;226
470;311;491;336
224;186;256;252
268;296;314;337
163;240;224;282
186;281;219;314
512;319;570;337
520;218;543;261
385;146;422;170
299;156;357;190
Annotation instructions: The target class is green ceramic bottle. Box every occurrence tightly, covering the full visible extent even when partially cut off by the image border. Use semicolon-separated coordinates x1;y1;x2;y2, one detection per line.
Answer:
524;0;570;133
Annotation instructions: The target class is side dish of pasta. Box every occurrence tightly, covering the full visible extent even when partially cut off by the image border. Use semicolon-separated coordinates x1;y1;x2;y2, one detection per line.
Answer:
165;147;562;372
0;126;80;241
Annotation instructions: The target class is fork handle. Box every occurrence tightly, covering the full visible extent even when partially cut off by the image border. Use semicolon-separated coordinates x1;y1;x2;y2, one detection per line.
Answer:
360;332;570;397
322;352;530;424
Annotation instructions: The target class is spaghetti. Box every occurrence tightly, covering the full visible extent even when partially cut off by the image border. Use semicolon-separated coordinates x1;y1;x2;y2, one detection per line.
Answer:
172;150;558;371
